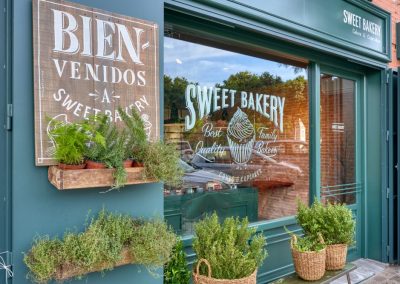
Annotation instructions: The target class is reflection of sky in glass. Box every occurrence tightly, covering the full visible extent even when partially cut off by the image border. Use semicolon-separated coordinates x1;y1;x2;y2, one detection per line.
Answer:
164;37;306;86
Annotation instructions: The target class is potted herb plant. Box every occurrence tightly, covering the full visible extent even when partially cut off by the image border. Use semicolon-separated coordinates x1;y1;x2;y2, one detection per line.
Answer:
48;120;99;170
119;107;148;167
290;233;326;281
192;213;267;284
84;114;129;189
296;200;355;270
84;114;110;169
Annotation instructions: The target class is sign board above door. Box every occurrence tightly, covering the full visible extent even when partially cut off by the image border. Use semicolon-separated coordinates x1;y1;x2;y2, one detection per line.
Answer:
33;0;159;166
213;0;390;61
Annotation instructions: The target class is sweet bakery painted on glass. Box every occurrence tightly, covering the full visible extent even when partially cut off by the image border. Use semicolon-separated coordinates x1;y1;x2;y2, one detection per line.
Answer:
183;83;285;183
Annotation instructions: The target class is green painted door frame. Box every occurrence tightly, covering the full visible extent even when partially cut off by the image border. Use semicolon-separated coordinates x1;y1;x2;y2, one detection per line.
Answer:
316;64;365;261
308;62;321;205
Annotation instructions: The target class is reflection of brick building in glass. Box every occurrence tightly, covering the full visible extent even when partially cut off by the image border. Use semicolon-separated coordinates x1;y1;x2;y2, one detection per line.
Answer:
320;76;356;205
255;82;310;220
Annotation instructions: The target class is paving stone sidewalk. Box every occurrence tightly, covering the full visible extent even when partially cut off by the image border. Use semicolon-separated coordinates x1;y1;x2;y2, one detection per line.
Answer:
330;258;388;284
363;262;400;284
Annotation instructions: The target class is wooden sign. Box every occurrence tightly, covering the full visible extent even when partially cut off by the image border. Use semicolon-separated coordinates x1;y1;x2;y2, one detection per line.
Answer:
33;0;159;166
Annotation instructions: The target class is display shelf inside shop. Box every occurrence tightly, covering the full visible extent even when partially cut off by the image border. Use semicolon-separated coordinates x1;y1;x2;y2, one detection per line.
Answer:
48;166;155;190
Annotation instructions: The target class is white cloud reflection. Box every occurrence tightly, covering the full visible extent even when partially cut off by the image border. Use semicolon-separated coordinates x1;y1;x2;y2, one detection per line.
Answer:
164;37;306;86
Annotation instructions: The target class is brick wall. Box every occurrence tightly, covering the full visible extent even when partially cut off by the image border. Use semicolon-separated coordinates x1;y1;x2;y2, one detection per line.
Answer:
372;0;400;67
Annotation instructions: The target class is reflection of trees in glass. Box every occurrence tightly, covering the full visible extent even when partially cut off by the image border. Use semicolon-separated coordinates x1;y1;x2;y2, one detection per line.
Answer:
217;71;283;90
217;71;308;138
164;75;190;123
164;71;308;142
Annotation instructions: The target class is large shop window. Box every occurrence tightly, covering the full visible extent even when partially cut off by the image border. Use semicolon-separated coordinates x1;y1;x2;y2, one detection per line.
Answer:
163;33;309;235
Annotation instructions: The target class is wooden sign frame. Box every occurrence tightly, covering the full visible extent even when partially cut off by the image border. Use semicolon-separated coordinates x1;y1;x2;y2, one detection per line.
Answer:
33;0;159;166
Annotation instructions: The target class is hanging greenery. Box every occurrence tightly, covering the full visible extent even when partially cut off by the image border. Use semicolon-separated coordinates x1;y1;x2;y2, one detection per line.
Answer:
24;209;177;283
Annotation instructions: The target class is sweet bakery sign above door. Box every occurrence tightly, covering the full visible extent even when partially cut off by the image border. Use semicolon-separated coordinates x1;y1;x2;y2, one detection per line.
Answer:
33;0;159;166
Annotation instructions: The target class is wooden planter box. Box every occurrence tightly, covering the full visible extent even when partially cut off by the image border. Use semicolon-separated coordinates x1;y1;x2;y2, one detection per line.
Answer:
55;248;133;281
48;166;155;190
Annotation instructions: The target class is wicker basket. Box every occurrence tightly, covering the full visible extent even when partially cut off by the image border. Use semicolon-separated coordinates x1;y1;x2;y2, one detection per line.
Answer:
326;244;347;270
290;235;326;281
193;259;257;284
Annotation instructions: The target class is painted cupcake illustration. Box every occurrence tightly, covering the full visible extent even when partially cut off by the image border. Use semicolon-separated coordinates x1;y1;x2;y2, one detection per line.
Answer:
227;108;255;165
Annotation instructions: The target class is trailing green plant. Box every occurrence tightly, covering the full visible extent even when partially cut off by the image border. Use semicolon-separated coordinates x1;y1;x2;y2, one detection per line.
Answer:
193;213;267;280
296;199;355;245
164;240;191;284
24;209;177;283
48;120;104;165
141;140;184;186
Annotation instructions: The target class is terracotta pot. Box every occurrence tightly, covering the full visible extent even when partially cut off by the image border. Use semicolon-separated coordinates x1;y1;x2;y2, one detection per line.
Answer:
132;161;144;167
58;163;86;170
86;160;107;169
123;159;133;168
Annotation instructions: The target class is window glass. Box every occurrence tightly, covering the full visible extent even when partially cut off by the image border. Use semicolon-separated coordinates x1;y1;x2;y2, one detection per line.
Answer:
164;34;309;235
320;75;356;204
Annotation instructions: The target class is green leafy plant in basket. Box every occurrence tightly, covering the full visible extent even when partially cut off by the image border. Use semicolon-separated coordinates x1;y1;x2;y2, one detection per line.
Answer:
164;240;191;284
297;199;355;245
192;213;267;282
296;199;355;270
289;233;326;281
291;234;326;253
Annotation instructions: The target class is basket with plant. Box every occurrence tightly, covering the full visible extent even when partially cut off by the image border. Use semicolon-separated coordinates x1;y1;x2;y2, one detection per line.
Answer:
297;200;355;270
290;233;326;281
192;213;267;284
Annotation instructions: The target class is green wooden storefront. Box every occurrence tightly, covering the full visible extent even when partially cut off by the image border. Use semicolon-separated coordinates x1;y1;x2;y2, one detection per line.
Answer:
0;0;395;283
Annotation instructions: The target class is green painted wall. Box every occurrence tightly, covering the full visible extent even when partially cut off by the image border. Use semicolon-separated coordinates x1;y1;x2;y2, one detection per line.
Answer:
10;0;164;283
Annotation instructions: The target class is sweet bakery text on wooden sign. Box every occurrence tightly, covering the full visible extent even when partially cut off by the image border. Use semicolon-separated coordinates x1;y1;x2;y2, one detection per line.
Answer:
33;0;159;166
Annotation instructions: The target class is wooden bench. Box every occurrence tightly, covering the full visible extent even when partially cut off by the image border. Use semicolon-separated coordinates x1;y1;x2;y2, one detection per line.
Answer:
271;263;357;284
